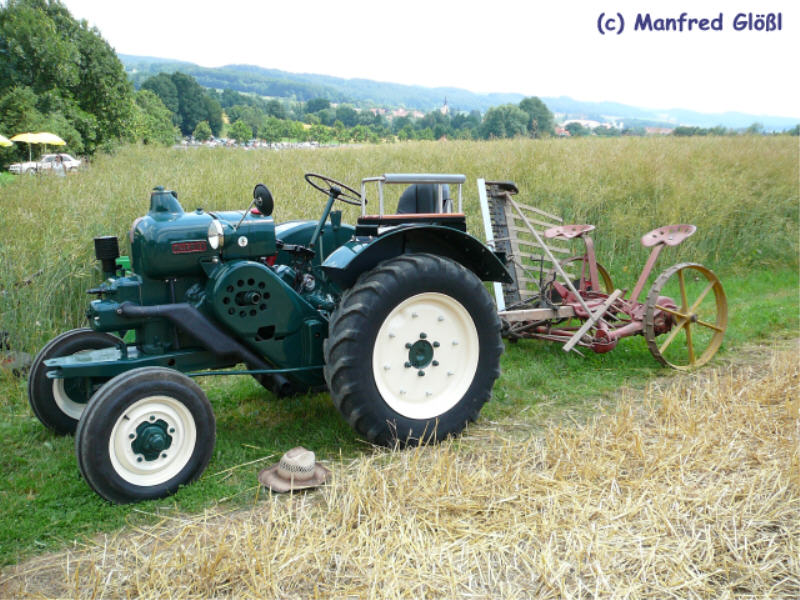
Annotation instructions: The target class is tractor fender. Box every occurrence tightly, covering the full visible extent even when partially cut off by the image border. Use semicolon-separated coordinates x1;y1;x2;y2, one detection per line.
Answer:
322;224;513;290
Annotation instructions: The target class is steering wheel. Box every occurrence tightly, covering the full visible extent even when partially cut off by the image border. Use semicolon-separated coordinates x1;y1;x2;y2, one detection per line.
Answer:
304;173;363;206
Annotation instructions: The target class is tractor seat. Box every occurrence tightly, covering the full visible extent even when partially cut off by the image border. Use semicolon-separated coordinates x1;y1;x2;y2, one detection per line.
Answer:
396;184;452;214
544;224;595;240
641;224;697;247
355;184;464;235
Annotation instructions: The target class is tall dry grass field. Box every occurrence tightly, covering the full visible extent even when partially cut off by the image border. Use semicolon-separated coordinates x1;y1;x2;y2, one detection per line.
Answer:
3;344;797;598
1;136;797;353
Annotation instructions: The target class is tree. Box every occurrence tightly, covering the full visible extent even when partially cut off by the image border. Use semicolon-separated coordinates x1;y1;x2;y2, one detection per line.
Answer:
259;117;283;144
335;105;358;128
565;122;590;137
265;99;286;119
170;72;212;136
0;0;134;153
133;90;178;145
192;120;212;142
229;119;252;143
593;125;621;137
306;97;330;113
398;125;415;140
203;95;223;136
745;122;764;135
480;104;528;139
132;90;178;145
518;97;554;138
309;123;334;144
141;73;179;115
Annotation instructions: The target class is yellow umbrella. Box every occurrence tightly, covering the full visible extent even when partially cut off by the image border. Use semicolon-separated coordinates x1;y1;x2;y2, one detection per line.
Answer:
33;132;66;145
0;134;13;147
10;132;39;161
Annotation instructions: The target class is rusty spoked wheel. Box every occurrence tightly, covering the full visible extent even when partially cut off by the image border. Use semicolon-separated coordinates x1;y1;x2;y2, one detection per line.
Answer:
644;262;727;370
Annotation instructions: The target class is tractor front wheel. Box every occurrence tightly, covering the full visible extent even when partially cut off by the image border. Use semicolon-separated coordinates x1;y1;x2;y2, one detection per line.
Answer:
324;254;503;446
28;328;121;435
75;367;215;503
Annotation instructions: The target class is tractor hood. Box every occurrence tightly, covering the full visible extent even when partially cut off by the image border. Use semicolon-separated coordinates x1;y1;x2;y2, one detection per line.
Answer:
130;186;277;279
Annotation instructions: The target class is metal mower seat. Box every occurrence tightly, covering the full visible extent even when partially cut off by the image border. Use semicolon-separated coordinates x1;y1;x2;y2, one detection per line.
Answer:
544;224;596;240
641;224;697;247
396;184;451;214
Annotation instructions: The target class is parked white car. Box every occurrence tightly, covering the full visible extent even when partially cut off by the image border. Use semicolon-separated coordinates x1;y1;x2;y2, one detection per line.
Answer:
9;153;81;174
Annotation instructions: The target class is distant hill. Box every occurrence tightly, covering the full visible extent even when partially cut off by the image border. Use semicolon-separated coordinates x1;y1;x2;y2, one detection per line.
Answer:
120;55;799;131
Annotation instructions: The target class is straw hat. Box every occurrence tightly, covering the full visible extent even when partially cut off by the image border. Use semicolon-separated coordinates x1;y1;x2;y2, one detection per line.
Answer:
258;447;330;493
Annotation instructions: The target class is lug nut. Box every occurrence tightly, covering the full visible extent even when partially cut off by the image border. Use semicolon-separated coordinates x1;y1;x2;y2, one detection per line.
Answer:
432;360;439;367
419;332;427;339
418;370;425;377
433;341;440;348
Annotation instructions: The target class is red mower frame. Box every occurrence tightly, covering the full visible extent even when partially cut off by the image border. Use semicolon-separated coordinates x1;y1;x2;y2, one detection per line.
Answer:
479;180;728;370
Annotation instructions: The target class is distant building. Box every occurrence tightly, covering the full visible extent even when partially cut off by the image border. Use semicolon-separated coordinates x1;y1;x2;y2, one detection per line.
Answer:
562;119;604;129
440;97;449;115
645;127;674;135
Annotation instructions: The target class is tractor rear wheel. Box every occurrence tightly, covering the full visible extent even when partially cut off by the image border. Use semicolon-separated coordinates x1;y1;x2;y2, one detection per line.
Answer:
75;367;215;503
324;253;503;446
28;328;121;435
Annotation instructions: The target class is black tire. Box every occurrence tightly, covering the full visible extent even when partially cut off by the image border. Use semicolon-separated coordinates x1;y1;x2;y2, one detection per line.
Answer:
75;367;215;504
28;328;121;435
324;253;503;446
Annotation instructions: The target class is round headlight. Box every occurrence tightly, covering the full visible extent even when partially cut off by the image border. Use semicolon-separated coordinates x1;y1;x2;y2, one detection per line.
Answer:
208;220;224;250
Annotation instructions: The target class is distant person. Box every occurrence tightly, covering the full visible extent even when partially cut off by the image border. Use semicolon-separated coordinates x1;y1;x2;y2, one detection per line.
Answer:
52;154;66;177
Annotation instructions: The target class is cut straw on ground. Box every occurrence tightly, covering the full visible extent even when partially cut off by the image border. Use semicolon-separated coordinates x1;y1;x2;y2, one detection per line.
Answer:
2;345;798;599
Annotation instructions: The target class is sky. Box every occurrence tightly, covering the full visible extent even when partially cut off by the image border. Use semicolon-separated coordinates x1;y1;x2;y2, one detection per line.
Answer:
60;0;799;118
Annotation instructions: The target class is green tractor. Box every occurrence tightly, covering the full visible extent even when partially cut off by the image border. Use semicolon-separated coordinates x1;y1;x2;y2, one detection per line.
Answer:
28;173;511;503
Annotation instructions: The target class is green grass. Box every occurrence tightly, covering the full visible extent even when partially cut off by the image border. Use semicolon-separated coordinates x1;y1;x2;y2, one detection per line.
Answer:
0;172;14;186
0;137;797;565
0;267;796;565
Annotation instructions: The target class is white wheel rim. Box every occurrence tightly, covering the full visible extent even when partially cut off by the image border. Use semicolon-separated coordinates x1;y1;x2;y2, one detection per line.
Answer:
109;395;197;486
372;292;479;420
52;379;86;420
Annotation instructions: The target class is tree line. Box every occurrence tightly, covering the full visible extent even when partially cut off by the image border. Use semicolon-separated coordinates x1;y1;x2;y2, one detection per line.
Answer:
0;0;559;157
149;85;558;145
5;0;793;164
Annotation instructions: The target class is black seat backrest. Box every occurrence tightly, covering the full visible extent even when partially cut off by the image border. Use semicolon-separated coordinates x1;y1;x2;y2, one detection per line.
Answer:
396;184;451;214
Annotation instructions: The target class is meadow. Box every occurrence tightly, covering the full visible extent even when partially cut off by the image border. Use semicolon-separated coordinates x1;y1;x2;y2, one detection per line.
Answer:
0;137;797;585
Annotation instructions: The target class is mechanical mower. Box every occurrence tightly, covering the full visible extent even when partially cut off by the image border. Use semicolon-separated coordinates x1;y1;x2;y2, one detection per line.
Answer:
28;173;511;503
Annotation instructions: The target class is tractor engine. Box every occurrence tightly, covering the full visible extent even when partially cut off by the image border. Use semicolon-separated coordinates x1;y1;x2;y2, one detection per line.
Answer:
86;186;327;391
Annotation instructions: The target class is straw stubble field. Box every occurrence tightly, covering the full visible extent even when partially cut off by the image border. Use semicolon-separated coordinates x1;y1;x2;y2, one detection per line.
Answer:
3;342;797;598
